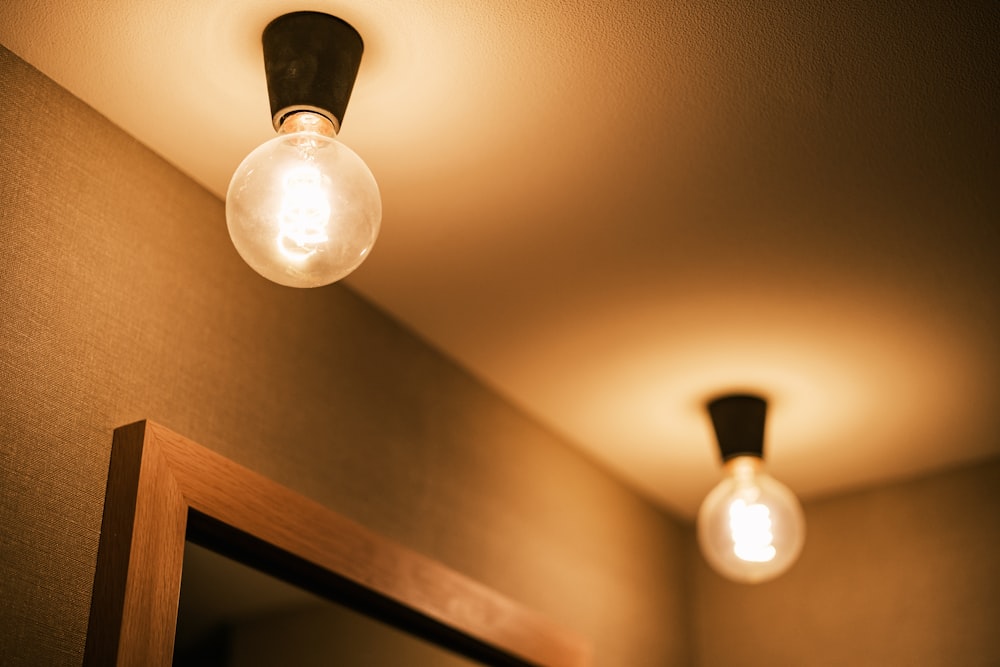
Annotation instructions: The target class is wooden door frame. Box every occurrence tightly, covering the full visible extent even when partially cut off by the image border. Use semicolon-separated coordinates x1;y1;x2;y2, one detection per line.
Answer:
83;420;590;666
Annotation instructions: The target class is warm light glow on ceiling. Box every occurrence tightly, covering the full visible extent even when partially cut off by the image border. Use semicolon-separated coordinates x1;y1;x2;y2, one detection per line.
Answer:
1;1;996;518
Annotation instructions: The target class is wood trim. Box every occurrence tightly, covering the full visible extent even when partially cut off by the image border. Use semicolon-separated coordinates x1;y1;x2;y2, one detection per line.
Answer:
84;420;591;667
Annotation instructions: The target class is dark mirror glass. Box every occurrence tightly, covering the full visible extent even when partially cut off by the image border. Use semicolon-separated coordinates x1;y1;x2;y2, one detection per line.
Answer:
174;542;480;666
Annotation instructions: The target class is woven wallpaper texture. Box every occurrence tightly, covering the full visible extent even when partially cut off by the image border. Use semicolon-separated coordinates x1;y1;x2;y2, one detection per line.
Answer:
0;45;692;667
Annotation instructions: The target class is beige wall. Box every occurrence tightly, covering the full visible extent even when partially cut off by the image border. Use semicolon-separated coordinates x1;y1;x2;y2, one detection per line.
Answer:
691;459;1000;666
0;45;689;666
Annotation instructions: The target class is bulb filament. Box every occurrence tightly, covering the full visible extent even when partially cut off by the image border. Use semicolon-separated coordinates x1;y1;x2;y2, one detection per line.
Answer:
276;165;330;261
729;498;777;562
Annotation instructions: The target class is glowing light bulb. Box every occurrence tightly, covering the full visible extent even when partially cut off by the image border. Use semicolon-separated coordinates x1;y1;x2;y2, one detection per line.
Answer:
697;456;805;583
729;498;776;562
276;165;331;261
226;112;381;288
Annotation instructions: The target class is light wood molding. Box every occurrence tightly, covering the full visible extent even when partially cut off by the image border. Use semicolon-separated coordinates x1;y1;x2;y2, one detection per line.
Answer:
84;420;591;666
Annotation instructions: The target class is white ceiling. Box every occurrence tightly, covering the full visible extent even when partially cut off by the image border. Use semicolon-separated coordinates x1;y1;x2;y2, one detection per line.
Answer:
2;1;998;517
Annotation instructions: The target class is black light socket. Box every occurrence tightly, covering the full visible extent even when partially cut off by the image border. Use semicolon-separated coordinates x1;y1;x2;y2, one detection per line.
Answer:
707;394;767;462
262;12;364;131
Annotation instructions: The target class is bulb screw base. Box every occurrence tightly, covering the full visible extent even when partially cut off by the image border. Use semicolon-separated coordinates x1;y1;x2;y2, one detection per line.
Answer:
262;12;364;132
707;394;767;462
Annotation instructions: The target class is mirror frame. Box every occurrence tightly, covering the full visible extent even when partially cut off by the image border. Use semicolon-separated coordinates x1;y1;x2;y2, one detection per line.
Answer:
83;420;590;666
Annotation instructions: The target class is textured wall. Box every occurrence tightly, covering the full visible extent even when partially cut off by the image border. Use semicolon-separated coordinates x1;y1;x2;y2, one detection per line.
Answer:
690;459;1000;666
0;45;690;666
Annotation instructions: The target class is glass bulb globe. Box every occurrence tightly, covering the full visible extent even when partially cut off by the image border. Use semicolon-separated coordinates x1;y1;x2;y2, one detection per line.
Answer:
226;112;381;288
697;456;805;583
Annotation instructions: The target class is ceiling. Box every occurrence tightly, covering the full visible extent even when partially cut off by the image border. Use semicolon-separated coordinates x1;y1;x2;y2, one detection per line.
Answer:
2;1;998;518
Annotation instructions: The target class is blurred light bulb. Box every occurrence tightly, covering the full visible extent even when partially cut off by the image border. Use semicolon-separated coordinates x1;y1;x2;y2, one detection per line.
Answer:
697;456;805;583
226;112;381;288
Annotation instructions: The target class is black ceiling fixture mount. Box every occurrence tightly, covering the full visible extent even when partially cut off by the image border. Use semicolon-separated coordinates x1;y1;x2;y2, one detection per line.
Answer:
261;11;364;132
707;393;767;462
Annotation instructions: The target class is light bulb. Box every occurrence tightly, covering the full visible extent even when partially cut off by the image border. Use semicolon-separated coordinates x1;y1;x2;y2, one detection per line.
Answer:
226;112;381;288
697;456;805;583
